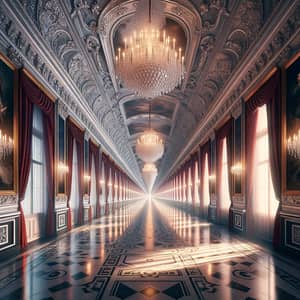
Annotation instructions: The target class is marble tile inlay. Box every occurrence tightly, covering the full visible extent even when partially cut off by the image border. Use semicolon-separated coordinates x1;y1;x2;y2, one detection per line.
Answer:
0;199;299;299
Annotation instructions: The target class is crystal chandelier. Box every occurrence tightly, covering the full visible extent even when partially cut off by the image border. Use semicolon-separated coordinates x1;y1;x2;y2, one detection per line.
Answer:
115;0;185;98
142;163;157;191
136;129;164;162
287;130;300;160
0;129;13;160
136;102;164;162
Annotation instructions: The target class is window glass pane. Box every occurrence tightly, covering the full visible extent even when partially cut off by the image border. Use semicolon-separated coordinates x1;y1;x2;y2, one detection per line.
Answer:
33;106;43;133
32;135;43;163
23;105;47;216
32;162;44;214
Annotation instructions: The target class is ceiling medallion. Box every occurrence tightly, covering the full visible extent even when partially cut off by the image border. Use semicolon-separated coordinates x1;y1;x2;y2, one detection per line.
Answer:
115;0;185;99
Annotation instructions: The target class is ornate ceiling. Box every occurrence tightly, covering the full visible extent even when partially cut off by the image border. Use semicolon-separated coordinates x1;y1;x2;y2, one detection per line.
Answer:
4;0;299;189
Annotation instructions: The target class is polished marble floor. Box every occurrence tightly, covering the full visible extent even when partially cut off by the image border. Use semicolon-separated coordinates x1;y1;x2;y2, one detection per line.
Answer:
0;199;300;300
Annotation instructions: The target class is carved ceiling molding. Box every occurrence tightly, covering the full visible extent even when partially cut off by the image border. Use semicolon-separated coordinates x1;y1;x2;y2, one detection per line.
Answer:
157;1;300;186
57;99;69;120
32;0;140;182
98;0;202;92
0;1;143;187
231;99;243;120
35;0;137;170
156;0;259;181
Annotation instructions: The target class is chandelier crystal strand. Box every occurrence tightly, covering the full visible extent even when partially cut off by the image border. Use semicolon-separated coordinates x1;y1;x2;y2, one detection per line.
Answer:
136;129;164;162
0;129;13;160
287;130;300;160
115;0;185;98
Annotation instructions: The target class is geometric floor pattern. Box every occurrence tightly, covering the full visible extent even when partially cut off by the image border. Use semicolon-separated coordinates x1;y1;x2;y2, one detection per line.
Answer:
0;199;300;299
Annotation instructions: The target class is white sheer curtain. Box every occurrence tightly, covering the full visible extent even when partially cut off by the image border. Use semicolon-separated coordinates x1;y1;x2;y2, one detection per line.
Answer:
90;155;97;218
219;138;231;224
203;153;210;218
250;105;278;242
70;138;80;225
23;106;47;242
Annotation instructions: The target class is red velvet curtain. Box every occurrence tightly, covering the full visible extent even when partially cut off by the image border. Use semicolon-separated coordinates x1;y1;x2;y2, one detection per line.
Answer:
19;72;55;247
200;141;210;217
216;118;233;225
246;71;281;246
89;140;100;219
66;118;84;227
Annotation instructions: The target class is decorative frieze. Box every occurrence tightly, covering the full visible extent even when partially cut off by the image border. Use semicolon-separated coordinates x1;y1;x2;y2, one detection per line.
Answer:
57;100;69;120
0;195;18;212
231;100;243;119
282;195;300;207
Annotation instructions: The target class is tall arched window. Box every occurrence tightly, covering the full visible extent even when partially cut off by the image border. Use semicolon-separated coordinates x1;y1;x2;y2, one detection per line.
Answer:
23;106;47;242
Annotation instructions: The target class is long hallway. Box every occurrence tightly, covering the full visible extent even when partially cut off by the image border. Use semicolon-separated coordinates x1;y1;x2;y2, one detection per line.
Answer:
0;200;299;300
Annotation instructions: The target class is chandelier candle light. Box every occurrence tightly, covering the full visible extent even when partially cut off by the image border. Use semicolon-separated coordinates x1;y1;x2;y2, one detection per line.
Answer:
0;129;13;160
115;0;185;98
287;130;300;160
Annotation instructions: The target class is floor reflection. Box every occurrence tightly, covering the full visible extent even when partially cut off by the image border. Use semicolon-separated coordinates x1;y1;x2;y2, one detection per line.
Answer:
0;199;299;299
